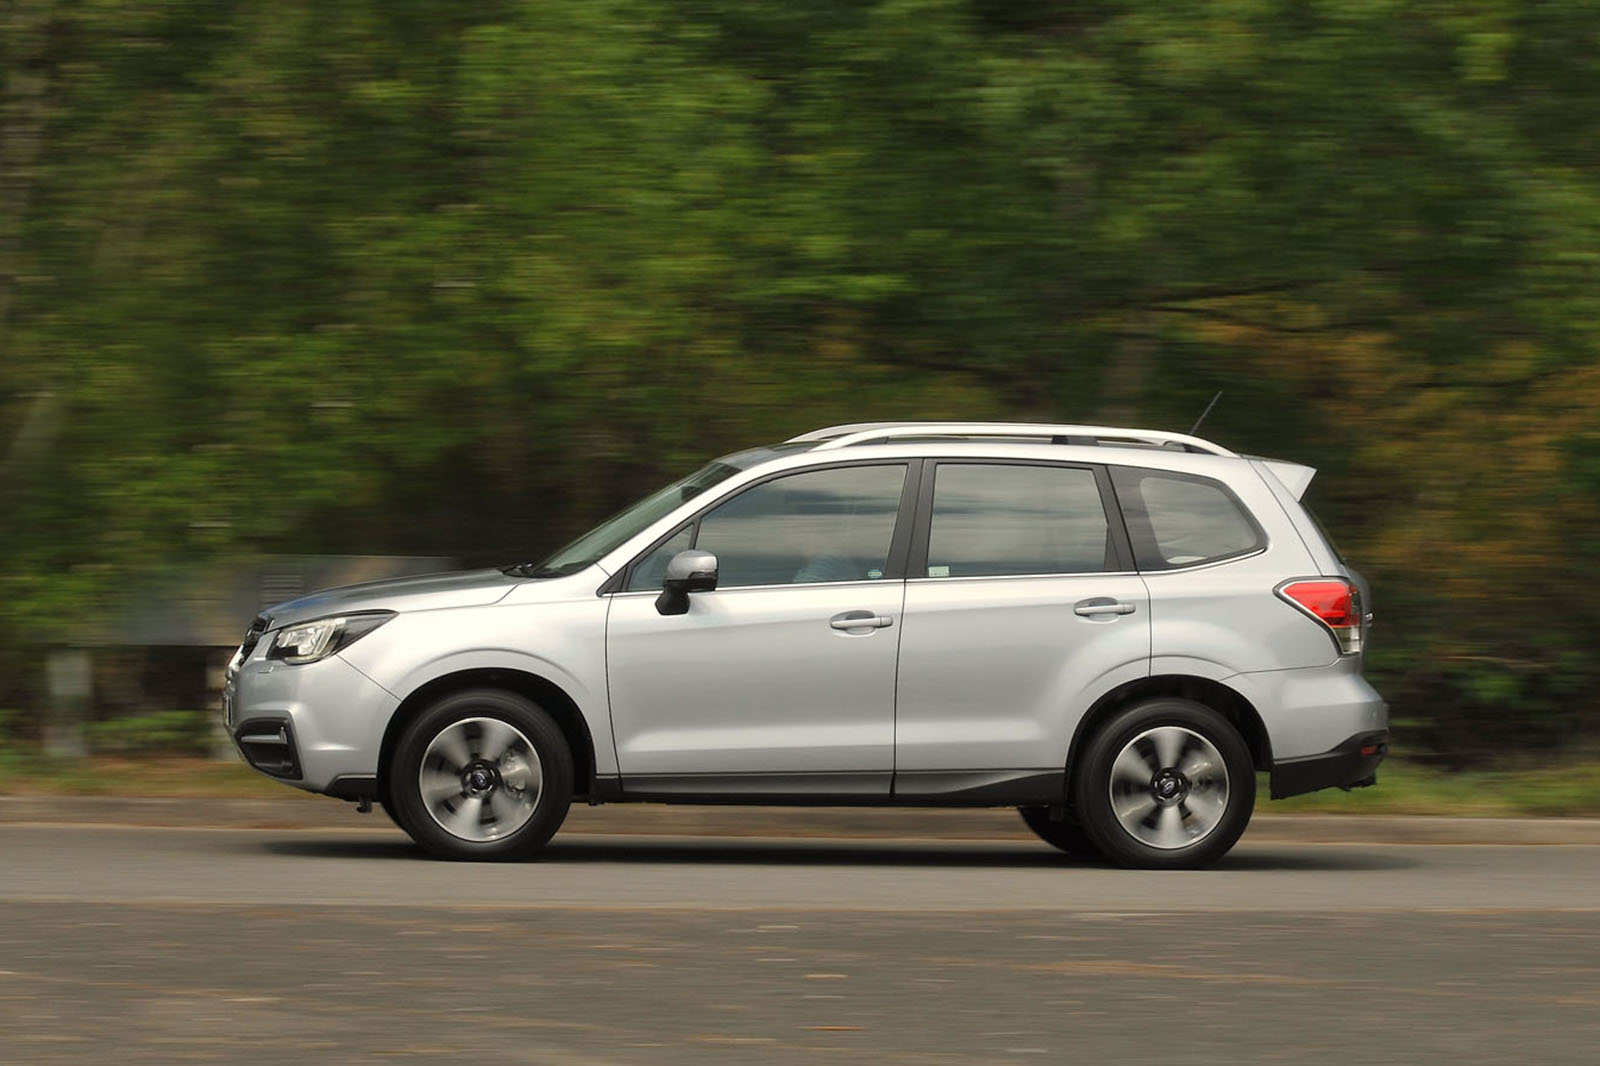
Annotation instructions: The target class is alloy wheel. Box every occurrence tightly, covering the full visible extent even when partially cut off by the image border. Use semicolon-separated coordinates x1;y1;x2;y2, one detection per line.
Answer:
417;716;544;842
1106;725;1230;850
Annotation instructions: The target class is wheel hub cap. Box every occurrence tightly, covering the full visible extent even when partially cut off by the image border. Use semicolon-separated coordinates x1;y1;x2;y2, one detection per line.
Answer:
1107;725;1230;851
417;717;544;843
1152;770;1188;805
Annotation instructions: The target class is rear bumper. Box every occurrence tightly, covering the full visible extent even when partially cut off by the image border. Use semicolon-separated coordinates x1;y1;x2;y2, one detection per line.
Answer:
1270;731;1388;799
1232;656;1388;762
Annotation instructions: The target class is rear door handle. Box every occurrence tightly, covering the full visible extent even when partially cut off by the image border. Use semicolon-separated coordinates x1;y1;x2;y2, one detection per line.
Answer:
1074;598;1136;617
830;611;894;631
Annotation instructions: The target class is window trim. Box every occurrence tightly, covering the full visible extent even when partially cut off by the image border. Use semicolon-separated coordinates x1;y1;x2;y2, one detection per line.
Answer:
907;459;1136;582
1109;465;1268;573
600;458;925;595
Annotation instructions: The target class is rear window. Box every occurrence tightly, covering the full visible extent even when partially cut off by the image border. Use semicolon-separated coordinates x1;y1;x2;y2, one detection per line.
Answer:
1111;468;1263;570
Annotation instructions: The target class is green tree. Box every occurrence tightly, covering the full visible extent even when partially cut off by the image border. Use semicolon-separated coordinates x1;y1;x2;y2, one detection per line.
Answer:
2;0;1598;758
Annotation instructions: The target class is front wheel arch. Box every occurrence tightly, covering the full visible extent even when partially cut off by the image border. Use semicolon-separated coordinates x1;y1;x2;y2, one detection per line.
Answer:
379;668;596;808
390;687;574;860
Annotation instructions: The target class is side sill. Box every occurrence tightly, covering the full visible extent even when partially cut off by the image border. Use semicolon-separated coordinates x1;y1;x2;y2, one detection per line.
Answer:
580;775;625;803
892;769;1065;807
607;769;1064;807
620;772;891;804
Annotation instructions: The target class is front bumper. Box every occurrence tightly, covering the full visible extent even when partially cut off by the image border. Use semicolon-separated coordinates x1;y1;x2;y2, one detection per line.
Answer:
232;717;303;780
222;643;399;793
1269;730;1389;799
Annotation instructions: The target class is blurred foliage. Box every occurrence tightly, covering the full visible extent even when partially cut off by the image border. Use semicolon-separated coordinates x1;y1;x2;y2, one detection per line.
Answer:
0;752;307;797
3;0;1599;762
82;710;212;757
1268;758;1600;817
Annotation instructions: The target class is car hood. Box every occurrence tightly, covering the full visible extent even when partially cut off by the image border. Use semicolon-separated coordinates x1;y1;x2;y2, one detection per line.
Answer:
261;568;520;630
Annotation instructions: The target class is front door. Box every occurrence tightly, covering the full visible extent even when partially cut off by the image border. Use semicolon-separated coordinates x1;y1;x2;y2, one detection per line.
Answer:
606;463;911;797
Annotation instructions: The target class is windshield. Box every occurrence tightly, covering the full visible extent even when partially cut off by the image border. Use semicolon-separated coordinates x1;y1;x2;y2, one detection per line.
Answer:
528;461;742;575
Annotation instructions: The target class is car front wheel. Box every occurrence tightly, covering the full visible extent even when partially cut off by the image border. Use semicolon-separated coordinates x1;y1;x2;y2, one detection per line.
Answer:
1072;698;1254;869
390;688;573;861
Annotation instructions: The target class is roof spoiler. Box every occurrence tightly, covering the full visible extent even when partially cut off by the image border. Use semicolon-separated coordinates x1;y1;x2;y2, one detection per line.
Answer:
1252;457;1316;500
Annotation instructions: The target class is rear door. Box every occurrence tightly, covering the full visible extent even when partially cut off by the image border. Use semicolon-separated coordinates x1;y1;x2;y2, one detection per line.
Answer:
893;461;1150;785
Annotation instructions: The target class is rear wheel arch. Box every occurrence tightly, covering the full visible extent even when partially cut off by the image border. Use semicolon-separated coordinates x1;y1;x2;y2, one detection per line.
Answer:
1066;674;1270;793
378;668;597;806
1072;696;1255;868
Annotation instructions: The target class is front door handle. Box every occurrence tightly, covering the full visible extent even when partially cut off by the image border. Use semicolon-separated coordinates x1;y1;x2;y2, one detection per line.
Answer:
830;610;894;631
1074;598;1136;617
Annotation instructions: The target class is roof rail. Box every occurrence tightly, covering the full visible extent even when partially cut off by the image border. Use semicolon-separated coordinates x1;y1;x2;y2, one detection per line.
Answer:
787;422;923;443
788;422;1236;457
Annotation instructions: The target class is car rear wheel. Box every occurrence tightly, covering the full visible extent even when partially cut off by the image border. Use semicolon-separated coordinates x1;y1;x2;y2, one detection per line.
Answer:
1017;807;1100;858
1072;698;1254;869
390;688;573;861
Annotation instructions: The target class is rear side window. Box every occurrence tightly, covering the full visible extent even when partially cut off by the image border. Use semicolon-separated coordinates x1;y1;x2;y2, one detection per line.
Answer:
1111;468;1263;570
925;464;1111;578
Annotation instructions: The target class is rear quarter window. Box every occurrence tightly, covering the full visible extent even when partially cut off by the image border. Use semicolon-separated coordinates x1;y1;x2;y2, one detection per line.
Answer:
1111;468;1264;571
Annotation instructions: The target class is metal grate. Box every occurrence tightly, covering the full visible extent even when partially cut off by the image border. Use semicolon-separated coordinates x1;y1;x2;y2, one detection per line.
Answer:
238;615;269;659
234;719;302;780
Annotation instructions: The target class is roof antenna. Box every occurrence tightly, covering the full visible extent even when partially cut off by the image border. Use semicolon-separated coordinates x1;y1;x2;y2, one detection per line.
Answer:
1189;390;1223;435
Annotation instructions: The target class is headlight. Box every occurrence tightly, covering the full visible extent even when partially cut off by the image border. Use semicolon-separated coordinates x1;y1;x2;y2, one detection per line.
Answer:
267;612;394;664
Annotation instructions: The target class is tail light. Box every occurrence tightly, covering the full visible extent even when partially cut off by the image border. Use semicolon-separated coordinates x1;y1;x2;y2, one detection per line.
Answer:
1277;578;1363;655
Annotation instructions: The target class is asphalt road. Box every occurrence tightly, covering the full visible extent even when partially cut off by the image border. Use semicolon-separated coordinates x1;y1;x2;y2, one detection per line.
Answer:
2;825;1598;1065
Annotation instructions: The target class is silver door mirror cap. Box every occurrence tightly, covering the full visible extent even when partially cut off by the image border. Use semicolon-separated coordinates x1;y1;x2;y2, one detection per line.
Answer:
663;549;718;592
656;550;718;615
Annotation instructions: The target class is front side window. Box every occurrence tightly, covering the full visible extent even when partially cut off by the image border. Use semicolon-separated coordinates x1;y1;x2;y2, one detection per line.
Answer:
627;464;907;591
924;464;1111;578
1111;467;1263;570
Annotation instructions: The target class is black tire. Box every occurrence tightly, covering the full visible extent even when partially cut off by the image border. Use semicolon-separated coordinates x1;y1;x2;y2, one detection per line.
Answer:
389;688;573;861
1017;807;1101;858
378;792;410;834
1072;698;1254;869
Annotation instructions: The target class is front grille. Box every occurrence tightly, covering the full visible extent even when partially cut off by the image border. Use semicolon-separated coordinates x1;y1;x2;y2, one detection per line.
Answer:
234;718;302;780
239;615;270;660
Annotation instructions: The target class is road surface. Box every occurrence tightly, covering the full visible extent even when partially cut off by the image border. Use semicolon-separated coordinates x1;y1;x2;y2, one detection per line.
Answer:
2;825;1598;1064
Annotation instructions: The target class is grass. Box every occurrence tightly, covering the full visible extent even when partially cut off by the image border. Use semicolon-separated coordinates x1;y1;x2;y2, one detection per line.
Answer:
0;752;304;798
1;749;1599;816
1267;758;1600;817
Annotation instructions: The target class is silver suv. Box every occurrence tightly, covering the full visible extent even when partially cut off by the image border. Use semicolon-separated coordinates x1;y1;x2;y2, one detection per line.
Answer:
224;422;1386;868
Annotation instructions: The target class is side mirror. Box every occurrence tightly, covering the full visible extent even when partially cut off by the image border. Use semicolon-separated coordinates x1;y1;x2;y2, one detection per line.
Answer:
655;549;718;616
